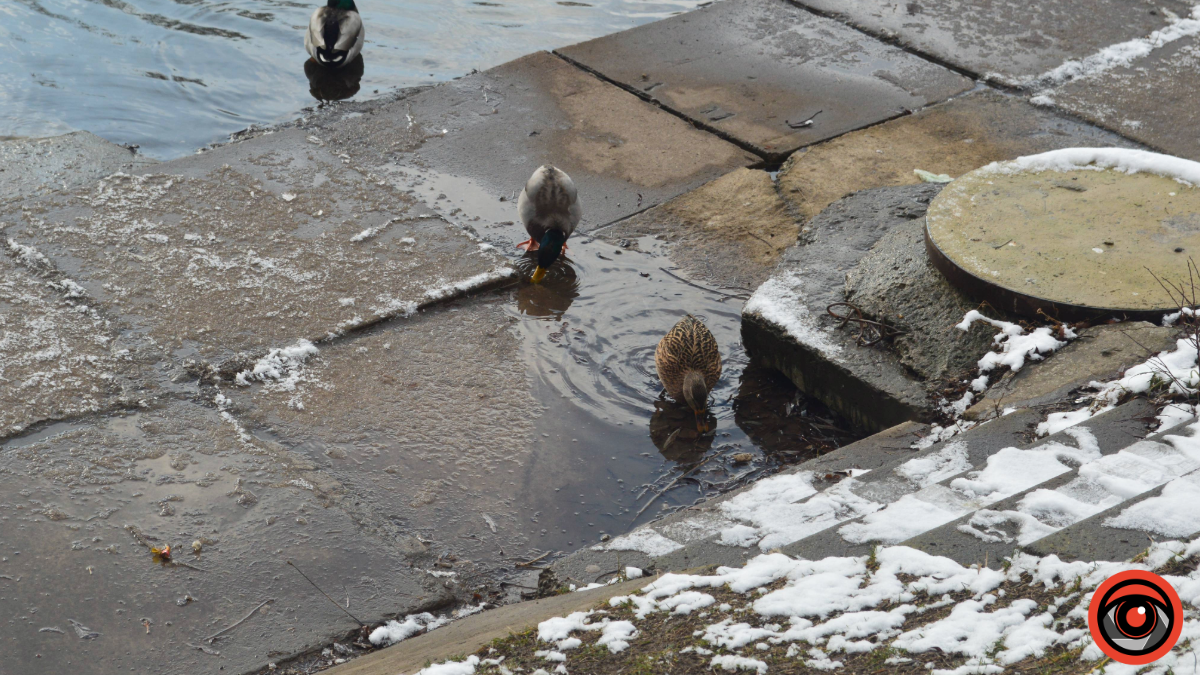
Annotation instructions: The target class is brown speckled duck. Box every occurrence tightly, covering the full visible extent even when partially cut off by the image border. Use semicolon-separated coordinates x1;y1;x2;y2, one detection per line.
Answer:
655;315;721;430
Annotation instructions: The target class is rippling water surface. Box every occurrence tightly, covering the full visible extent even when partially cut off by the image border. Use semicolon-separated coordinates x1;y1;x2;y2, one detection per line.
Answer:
0;0;706;158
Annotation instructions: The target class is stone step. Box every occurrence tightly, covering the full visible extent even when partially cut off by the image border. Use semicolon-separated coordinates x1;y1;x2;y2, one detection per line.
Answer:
1024;419;1200;563
904;434;1196;567
780;399;1155;561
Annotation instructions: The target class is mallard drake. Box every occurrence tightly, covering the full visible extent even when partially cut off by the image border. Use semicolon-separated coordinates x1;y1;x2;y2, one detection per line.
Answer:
655;315;722;430
306;0;365;68
517;165;581;283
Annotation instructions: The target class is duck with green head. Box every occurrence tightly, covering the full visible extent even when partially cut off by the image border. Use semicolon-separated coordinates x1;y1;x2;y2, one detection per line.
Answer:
306;0;365;68
516;165;581;283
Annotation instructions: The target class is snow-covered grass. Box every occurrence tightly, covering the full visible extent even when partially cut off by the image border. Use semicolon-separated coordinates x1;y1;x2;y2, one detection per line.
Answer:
414;540;1200;675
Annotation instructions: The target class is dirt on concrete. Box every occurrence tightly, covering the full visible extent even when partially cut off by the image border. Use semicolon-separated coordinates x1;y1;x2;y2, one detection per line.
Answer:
776;89;1141;224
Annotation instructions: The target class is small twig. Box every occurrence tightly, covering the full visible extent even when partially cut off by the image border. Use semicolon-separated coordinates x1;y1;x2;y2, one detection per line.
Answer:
635;456;715;519
516;551;552;568
287;560;366;627
657;267;750;299
204;599;275;643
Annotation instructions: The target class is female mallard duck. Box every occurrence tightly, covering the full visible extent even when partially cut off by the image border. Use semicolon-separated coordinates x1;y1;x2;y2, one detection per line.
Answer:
655;315;722;430
517;165;581;283
306;0;365;68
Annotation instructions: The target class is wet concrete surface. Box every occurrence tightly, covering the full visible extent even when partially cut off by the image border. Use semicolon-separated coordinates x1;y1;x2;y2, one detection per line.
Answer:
1049;35;1200;161
0;400;446;675
777;88;1141;224
0;127;514;373
793;0;1196;84
599;167;798;292
557;0;972;159
295;51;759;231
0;133;157;206
0;251;152;437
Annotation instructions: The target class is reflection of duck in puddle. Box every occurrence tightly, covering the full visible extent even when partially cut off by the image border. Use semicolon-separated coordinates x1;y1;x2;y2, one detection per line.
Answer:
649;398;716;463
515;256;580;318
304;54;364;102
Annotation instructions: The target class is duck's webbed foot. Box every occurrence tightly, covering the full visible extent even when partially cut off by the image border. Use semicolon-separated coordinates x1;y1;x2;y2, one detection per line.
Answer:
516;238;540;252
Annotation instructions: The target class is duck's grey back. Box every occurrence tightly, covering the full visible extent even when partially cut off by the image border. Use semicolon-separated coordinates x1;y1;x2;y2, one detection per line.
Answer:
518;165;582;240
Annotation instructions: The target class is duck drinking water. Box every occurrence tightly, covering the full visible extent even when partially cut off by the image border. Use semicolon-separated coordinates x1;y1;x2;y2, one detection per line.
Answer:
517;165;581;283
656;315;722;432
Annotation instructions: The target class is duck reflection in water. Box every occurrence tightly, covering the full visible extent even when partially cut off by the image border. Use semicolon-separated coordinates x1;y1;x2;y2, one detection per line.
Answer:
732;363;853;461
515;256;580;319
304;54;365;102
650;398;717;465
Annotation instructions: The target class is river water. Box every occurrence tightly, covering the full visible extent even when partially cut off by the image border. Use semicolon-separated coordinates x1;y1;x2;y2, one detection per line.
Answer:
0;0;706;158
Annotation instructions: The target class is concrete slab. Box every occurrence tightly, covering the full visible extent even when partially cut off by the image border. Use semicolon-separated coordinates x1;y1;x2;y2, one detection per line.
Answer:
777;89;1141;225
0;400;445;675
557;0;972;159
0;127;514;371
742;184;946;433
1050;35;1200;161
927;162;1200;320
793;0;1195;84
219;292;554;582
598;167;799;291
0;132;156;205
844;217;998;383
299;51;759;232
966;323;1180;420
0;248;149;438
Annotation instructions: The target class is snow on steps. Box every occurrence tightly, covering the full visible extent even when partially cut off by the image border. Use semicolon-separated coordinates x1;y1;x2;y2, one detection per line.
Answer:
577;399;1173;576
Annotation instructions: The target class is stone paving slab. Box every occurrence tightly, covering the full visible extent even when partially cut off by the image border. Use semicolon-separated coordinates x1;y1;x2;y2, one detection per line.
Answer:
598;167;798;292
794;0;1195;84
777;89;1141;224
0;132;156;205
0;246;150;438
1049;35;1200;161
0;400;445;675
300;51;758;233
557;0;972;159
0;127;514;372
219;291;550;581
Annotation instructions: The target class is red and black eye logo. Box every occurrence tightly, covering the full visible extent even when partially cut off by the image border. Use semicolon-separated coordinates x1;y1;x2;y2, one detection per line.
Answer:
1089;570;1183;665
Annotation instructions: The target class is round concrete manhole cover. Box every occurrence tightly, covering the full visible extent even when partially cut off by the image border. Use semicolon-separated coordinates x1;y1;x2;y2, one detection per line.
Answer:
926;148;1200;321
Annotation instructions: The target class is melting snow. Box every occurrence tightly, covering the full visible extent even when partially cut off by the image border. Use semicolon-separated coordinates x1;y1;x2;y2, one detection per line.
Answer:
744;272;843;360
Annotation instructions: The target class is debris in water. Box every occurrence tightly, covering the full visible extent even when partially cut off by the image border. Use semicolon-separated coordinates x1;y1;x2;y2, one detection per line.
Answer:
38;627;65;635
142;619;152;634
187;643;221;656
68;619;100;640
151;544;172;562
482;513;498;533
730;453;755;464
192;540;203;554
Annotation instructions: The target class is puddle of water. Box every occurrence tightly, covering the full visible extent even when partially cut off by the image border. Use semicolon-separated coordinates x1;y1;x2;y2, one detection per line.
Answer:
0;0;709;158
389;166;860;553
502;236;857;551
